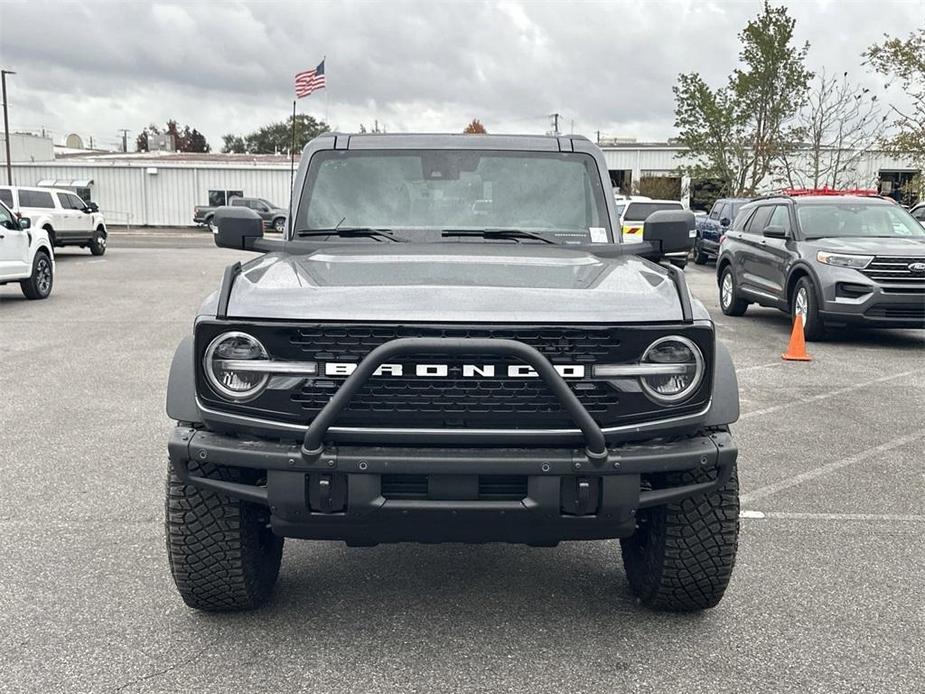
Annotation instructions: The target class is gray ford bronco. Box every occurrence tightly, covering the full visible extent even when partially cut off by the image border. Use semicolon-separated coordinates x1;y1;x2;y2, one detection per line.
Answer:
165;133;740;612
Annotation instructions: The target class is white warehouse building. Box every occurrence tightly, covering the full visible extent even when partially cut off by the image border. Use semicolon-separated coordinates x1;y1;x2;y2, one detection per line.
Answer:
5;141;921;227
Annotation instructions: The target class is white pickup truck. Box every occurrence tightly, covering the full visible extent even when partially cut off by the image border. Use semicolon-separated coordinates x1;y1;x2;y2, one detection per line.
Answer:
0;200;55;299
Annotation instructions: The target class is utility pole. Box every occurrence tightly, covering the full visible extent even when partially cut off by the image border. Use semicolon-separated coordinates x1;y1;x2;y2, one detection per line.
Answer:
548;112;560;136
1;69;15;185
119;128;129;153
89;135;94;150
596;130;600;144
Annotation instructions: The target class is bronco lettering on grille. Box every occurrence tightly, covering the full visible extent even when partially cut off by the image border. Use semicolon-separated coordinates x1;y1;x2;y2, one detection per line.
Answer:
323;362;586;378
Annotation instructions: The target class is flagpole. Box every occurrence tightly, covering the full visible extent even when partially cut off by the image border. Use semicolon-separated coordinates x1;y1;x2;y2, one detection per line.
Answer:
289;99;297;195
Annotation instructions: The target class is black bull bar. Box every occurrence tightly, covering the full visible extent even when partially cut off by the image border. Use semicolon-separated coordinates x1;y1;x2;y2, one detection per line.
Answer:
299;337;610;463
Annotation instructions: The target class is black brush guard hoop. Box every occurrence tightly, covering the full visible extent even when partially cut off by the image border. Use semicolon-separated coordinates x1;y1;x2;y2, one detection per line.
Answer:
300;337;608;463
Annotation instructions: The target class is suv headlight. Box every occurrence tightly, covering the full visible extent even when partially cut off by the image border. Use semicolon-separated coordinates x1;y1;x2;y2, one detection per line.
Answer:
816;251;873;269
639;336;704;404
204;331;270;401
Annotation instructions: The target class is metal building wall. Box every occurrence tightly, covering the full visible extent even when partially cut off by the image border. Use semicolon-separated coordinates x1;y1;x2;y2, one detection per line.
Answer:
9;162;292;226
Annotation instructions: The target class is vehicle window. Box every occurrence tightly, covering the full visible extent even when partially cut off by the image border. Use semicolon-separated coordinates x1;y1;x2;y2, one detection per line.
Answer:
709;202;722;220
209;190;227;207
719;203;733;222
20;190;55;208
614;203;626;218
797;202;925;239
768;205;791;232
913;206;925;221
731;208;754;231
744;206;773;233
298;149;611;243
259;199;274;209
0;188;13;207
67;193;86;210
623;202;682;222
0;203;14;229
230;198;245;206
56;192;76;209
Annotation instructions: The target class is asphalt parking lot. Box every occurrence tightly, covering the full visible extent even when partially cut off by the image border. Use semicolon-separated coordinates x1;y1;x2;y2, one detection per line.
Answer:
1;231;923;694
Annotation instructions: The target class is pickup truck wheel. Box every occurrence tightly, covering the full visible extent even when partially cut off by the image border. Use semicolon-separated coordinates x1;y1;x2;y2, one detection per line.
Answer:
20;250;53;300
792;277;826;341
89;229;107;256
272;217;286;233
165;461;283;611
693;239;709;265
621;462;739;611
719;267;748;316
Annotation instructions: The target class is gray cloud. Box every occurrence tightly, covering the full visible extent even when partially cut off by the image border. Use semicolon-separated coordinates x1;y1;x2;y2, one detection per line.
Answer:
0;0;921;150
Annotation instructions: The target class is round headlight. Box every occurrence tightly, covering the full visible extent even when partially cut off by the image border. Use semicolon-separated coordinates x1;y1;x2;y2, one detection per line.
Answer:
639;336;704;404
204;331;270;401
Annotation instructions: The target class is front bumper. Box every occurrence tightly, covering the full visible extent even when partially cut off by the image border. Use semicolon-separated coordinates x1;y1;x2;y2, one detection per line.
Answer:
168;427;736;545
820;282;925;328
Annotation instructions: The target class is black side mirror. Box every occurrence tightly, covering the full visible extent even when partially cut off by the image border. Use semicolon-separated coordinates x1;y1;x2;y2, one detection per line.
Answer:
213;206;264;250
19;217;31;230
86;202;99;213
763;225;787;239
642;210;694;256
720;217;731;227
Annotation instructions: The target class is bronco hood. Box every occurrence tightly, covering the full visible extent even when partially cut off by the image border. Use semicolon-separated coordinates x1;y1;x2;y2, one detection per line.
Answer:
214;244;696;323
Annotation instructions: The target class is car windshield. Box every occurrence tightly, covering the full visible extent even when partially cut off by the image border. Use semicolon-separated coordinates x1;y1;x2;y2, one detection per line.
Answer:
624;202;682;222
295;149;611;243
798;202;925;239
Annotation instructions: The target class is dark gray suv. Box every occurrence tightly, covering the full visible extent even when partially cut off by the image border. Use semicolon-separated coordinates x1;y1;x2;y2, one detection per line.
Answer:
716;194;925;339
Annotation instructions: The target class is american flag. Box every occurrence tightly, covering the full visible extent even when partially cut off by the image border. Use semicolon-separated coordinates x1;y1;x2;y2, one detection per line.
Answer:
295;60;326;98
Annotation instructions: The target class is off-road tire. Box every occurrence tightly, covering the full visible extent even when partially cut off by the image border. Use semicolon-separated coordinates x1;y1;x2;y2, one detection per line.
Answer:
693;239;709;265
20;250;53;300
89;228;107;256
792;276;826;341
165;461;283;611
719;266;748;316
621;462;739;611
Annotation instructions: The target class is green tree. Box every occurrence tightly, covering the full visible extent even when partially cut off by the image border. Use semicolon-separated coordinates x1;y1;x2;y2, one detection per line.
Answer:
864;29;925;170
673;2;812;195
222;114;330;154
135;120;210;153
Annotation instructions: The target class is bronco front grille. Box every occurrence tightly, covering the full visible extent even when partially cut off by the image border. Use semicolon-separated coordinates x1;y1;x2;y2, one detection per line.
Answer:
196;322;714;430
860;256;925;283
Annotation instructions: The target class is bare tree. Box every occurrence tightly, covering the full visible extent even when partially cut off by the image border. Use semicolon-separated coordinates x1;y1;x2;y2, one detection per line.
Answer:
780;70;887;189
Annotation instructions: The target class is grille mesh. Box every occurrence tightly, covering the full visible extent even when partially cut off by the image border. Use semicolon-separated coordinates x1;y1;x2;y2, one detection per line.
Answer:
860;256;925;283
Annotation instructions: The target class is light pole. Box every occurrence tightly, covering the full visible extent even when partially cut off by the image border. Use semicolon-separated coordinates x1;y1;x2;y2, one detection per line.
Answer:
1;69;14;185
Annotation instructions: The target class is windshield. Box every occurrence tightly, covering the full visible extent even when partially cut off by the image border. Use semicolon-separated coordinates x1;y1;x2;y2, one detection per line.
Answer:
624;202;682;222
295;149;611;243
797;202;925;239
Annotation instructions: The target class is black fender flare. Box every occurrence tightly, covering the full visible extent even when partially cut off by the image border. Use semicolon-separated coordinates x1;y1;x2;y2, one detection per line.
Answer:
784;261;823;307
166;335;201;423
705;339;739;426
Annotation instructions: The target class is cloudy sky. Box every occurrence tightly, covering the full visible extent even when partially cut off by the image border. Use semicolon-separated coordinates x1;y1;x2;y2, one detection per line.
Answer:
0;0;922;151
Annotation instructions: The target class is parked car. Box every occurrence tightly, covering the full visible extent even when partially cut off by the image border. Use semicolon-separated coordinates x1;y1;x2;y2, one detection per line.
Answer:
0;185;107;255
693;198;751;264
716;193;925;339
615;198;690;267
165;133;741;613
0;200;55;299
910;202;925;225
194;197;288;232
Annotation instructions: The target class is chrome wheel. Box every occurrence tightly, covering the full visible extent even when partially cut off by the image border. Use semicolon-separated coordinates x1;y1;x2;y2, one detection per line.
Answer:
721;272;733;308
36;257;52;295
98;233;106;249
794;287;808;325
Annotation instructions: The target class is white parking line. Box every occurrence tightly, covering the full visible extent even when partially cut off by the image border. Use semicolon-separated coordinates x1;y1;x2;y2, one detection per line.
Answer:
740;430;925;504
740;368;922;420
741;511;925;522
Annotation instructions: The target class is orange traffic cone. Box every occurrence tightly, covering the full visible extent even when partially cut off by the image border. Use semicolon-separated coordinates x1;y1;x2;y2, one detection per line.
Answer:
781;316;812;361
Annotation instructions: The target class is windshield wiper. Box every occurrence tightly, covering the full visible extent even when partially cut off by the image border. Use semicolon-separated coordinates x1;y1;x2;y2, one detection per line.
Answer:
441;228;555;245
296;227;406;242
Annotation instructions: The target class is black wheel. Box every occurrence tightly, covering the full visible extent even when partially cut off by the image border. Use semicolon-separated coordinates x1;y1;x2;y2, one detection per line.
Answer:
20;250;53;300
272;217;286;233
165;461;283;611
621;462;739;611
204;215;215;231
718;266;748;316
89;228;107;256
693;239;709;265
792;276;826;341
